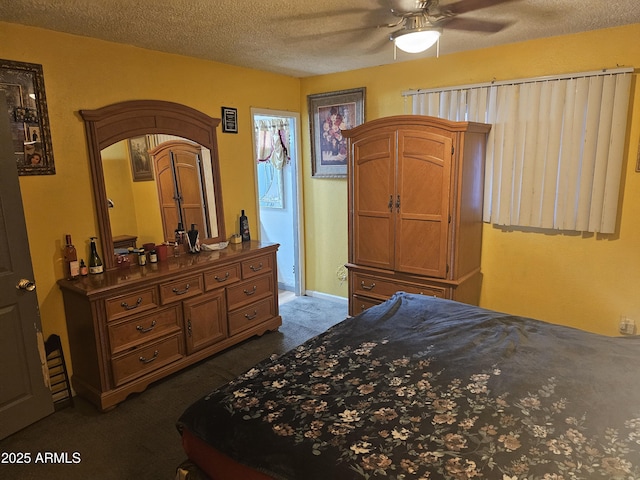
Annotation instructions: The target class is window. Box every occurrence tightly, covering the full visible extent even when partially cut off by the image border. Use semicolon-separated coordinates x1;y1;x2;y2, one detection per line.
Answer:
405;69;632;233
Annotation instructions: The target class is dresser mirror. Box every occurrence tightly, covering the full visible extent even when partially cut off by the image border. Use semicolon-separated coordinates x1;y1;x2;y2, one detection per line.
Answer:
80;100;226;271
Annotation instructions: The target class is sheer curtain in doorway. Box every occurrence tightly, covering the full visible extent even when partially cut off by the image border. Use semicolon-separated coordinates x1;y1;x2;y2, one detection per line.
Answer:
255;119;291;209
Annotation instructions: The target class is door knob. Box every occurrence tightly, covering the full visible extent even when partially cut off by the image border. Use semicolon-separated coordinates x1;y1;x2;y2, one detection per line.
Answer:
16;279;36;292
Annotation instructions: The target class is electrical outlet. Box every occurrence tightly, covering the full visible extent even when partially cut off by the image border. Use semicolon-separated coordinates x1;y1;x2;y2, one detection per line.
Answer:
619;316;636;335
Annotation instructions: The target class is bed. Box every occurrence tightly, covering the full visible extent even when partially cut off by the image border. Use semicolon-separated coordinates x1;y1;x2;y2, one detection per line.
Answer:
177;292;640;479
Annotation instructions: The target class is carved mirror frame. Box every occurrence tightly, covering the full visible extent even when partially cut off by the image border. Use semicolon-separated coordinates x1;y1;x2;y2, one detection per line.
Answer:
80;100;226;271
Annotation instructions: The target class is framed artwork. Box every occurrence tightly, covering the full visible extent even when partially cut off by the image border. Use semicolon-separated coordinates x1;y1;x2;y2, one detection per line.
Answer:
128;135;154;181
308;87;365;178
0;59;55;175
221;106;238;133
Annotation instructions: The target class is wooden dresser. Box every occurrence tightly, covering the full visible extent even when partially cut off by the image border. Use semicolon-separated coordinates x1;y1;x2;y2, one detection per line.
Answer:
58;241;280;411
344;115;490;316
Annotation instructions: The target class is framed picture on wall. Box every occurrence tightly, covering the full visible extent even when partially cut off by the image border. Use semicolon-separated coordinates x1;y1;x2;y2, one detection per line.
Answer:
308;87;365;178
221;106;238;133
128;135;154;181
0;58;55;175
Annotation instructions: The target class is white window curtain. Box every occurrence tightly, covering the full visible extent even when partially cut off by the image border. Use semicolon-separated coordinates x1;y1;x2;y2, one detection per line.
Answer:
255;119;291;208
406;69;632;233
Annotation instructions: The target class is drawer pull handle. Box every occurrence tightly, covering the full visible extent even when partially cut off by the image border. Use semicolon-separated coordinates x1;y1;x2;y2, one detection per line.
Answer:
121;297;143;310
244;310;258;320
214;272;230;282
360;281;376;291
136;320;156;333
139;350;159;364
243;285;257;296
172;283;191;295
249;262;263;272
187;319;192;337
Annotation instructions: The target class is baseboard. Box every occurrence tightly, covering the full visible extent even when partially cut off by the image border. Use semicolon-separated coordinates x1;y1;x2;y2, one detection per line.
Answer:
304;290;348;305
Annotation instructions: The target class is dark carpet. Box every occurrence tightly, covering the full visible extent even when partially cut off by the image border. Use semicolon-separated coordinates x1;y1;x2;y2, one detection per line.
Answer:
0;295;348;480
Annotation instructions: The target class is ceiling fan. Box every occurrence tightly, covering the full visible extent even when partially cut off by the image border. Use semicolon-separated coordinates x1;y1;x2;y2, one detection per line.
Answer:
384;0;516;54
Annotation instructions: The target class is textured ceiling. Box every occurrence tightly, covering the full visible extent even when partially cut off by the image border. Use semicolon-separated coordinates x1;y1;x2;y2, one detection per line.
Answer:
1;0;640;77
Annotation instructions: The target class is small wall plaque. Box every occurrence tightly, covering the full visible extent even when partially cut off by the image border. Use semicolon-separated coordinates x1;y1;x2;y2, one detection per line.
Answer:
221;106;238;134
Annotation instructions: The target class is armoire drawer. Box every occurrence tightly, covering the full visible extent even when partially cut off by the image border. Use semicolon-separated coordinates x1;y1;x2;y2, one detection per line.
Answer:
105;287;159;322
111;333;185;387
399;283;446;298
241;253;273;279
204;263;241;290
350;294;383;315
107;305;182;355
353;272;446;299
352;273;400;299
226;274;274;310
228;296;275;336
159;274;203;304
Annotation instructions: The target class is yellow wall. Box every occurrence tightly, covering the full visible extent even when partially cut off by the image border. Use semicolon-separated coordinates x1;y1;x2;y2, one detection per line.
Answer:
300;24;640;335
102;142;138;240
101;140;165;246
2;20;639;382
0;22;301;365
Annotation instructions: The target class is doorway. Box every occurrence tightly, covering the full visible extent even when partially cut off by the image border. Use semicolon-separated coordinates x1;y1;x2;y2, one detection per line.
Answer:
251;109;304;298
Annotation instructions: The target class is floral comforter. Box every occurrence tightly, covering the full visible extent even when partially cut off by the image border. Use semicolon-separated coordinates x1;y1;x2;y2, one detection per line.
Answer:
177;293;640;479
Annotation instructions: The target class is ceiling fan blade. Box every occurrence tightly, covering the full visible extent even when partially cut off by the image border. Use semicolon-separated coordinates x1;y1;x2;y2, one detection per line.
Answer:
442;0;517;15
441;16;512;33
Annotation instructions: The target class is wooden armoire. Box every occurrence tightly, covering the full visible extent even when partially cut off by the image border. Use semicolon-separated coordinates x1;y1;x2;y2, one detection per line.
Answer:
344;115;491;316
150;140;209;242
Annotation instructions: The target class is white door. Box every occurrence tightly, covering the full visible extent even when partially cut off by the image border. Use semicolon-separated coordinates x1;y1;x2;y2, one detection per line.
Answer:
0;92;54;439
251;109;304;296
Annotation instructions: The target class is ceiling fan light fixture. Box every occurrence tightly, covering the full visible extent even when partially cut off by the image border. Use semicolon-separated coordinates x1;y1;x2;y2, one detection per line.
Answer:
392;28;441;53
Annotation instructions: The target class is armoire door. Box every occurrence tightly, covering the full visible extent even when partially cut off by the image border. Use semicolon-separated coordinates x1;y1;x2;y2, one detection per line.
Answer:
395;129;452;278
153;141;208;241
351;131;396;270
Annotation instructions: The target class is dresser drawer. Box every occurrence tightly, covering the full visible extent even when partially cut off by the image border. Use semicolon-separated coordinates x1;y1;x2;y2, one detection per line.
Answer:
226;274;274;311
353;272;446;299
111;333;185;387
241;253;273;279
107;305;182;355
159;275;203;304
204;263;241;291
228;296;275;336
105;287;159;322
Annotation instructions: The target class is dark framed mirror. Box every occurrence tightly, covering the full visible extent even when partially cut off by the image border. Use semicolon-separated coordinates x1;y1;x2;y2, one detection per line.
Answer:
80;100;226;271
0;58;55;175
